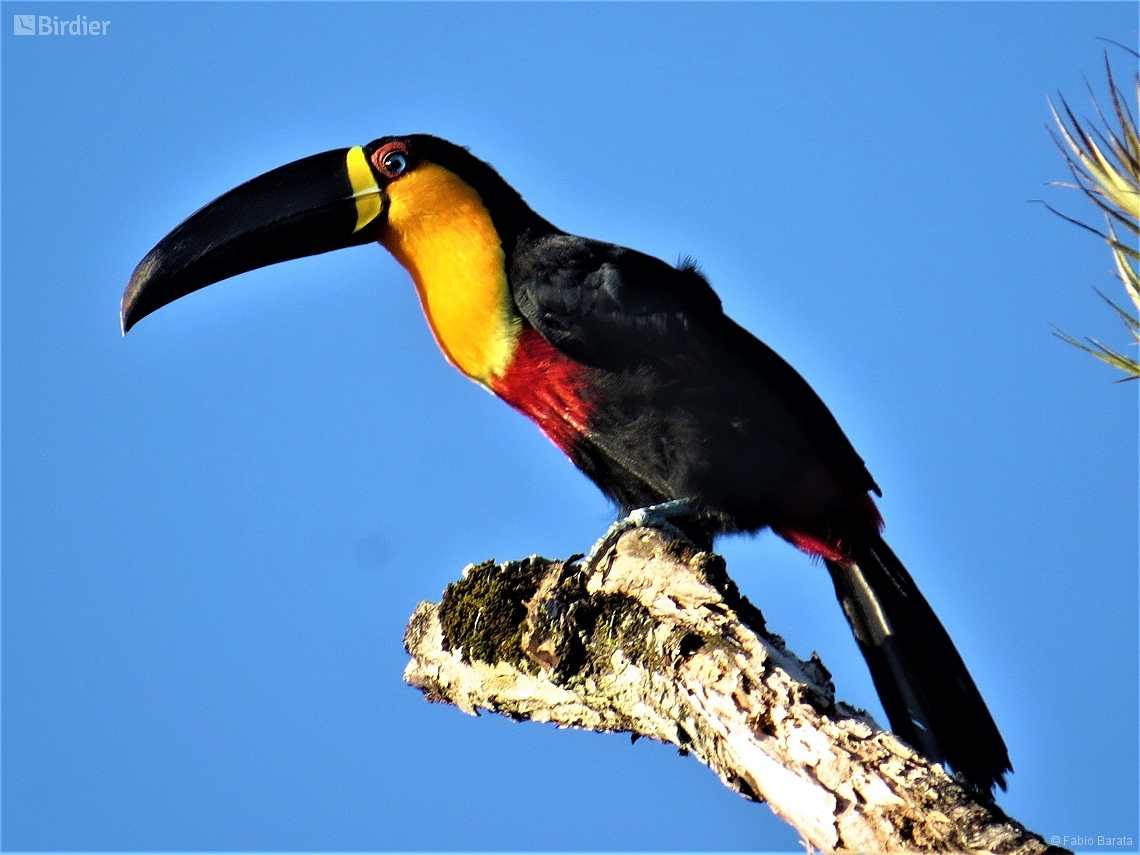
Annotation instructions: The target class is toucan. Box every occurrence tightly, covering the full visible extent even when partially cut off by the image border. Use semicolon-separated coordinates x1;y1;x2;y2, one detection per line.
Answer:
121;134;1011;795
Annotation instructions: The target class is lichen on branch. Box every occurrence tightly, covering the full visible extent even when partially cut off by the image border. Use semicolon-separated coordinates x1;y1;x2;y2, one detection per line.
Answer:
404;528;1060;854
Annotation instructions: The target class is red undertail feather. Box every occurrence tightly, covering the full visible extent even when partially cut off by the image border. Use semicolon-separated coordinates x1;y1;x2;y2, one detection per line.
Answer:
778;493;885;564
780;530;850;563
491;328;595;455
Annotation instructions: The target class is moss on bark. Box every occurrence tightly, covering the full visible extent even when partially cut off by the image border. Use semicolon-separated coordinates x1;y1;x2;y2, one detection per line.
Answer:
438;558;548;666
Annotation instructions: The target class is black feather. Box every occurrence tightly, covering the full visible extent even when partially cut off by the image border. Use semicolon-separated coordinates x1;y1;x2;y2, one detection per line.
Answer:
826;535;1012;794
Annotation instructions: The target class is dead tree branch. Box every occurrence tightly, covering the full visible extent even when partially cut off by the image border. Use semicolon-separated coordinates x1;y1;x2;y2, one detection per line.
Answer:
403;527;1059;854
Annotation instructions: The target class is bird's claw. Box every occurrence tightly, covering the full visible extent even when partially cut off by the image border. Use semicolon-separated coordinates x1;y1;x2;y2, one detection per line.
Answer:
577;497;696;574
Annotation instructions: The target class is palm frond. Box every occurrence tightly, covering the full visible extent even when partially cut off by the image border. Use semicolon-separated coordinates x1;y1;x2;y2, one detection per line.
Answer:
1051;325;1139;380
1049;53;1140;379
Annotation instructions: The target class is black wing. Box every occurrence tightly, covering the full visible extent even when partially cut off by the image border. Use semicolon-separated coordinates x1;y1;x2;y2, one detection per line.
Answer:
510;233;723;370
510;232;879;498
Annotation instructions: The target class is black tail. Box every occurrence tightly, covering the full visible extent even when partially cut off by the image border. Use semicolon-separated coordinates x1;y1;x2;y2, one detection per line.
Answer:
825;533;1011;795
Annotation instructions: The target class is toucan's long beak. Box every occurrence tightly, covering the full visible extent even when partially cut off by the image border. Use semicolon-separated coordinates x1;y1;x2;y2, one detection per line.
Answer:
121;146;385;334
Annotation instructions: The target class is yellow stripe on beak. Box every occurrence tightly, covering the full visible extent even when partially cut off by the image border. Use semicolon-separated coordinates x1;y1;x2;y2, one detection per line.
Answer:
347;146;382;233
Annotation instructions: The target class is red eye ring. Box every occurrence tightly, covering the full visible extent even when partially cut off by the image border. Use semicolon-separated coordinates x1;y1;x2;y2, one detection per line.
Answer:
372;142;410;179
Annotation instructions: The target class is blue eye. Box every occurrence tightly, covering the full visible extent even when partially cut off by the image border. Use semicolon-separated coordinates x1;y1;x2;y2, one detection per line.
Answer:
382;151;408;176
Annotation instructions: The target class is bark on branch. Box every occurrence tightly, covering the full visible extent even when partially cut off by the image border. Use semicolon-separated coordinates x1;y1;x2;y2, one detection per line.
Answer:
403;527;1058;854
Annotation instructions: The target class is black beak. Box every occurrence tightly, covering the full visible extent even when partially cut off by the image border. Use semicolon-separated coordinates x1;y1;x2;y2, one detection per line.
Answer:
121;146;386;334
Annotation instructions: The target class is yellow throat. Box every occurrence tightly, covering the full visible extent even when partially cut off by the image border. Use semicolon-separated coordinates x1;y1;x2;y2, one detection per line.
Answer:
379;163;521;384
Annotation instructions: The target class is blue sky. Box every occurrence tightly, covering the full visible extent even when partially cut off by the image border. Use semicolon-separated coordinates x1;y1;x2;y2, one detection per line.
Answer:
2;2;1137;850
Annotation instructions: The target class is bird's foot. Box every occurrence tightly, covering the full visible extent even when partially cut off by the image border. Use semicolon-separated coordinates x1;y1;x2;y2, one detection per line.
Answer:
578;498;697;574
